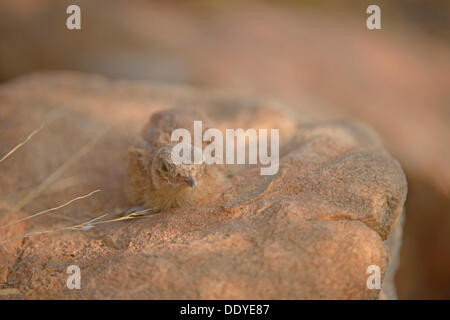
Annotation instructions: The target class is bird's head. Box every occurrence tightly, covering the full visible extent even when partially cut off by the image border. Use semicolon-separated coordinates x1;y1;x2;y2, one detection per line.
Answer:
150;143;205;189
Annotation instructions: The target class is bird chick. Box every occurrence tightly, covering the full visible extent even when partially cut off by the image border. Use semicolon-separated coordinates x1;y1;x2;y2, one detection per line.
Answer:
127;108;224;211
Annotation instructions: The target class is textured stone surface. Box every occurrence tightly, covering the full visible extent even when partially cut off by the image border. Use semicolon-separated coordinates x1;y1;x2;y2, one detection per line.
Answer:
0;72;407;299
0;0;449;299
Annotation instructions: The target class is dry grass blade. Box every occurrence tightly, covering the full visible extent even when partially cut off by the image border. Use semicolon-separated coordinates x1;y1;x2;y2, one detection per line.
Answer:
9;124;112;215
0;209;158;246
0;125;43;164
0;189;101;229
65;213;109;231
88;208;158;226
0;213;108;245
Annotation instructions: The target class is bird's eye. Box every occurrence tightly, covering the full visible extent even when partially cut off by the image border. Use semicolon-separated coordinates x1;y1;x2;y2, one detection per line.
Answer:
161;161;169;172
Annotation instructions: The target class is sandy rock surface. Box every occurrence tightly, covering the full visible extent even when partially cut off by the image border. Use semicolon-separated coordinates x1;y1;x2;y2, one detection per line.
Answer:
0;72;407;299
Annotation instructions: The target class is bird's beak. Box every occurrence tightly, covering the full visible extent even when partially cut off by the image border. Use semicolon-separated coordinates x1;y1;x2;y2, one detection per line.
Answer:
183;173;196;188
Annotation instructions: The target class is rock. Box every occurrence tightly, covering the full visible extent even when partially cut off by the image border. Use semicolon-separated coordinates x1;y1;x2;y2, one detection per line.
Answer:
0;72;407;299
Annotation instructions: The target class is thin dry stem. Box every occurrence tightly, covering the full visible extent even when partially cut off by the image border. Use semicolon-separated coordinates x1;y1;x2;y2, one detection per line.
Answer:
0;213;109;245
9;124;112;215
0;209;158;246
89;208;157;225
0;126;44;164
0;189;101;229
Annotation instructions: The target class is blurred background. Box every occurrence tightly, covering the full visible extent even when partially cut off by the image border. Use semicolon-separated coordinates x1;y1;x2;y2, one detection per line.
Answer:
0;0;449;299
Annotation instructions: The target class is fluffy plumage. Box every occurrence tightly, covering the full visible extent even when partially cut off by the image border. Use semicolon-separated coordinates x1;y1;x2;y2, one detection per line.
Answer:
127;108;224;211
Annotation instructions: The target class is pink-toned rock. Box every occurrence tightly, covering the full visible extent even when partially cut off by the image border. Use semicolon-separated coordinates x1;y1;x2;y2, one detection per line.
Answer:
0;72;407;299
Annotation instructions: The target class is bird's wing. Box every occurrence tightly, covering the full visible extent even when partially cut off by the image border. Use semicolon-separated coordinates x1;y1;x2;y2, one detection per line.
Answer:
141;108;214;158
